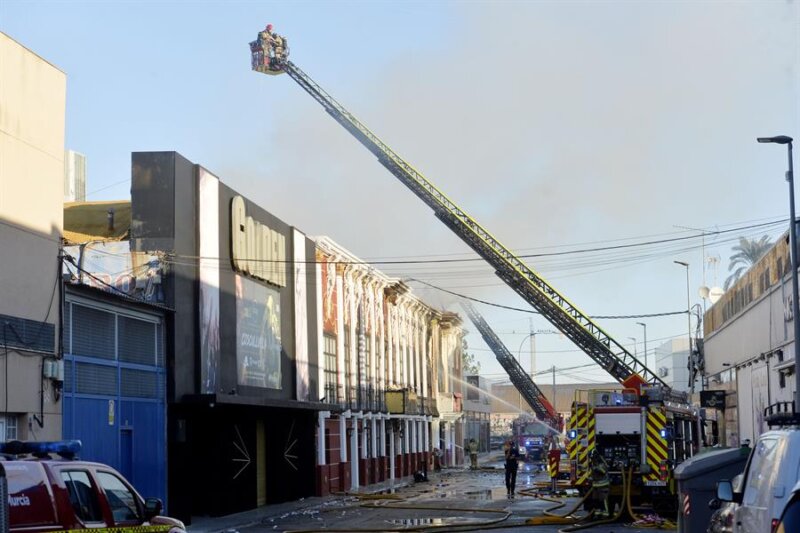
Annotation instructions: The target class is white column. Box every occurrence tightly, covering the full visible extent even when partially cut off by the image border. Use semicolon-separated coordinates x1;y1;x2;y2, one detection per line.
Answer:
450;424;456;467
424;416;431;452
316;260;325;401
411;419;417;454
351;415;360;489
380;417;387;457
443;422;451;467
371;416;378;458
389;422;396;481
416;419;423;453
361;415;368;459
339;412;349;463
404;419;410;455
318;411;331;465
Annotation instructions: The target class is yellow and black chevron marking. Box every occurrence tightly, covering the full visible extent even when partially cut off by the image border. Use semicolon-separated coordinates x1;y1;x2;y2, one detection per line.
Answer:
575;403;591;485
548;453;559;479
645;406;668;485
566;408;577;462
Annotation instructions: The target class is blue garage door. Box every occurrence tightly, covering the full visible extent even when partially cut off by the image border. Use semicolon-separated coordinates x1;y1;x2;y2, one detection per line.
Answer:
62;299;166;506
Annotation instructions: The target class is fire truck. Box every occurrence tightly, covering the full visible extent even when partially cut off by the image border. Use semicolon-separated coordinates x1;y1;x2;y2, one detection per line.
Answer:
250;26;698;514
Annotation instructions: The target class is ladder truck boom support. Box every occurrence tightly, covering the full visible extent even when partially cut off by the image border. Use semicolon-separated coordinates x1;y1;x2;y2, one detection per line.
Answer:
461;301;559;429
251;29;684;401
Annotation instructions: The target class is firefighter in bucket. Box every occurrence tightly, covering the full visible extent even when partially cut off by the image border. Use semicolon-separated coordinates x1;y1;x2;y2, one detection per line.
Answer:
250;23;288;74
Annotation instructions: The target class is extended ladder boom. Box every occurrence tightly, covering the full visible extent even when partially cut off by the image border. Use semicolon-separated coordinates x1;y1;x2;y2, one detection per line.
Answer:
461;301;559;428
267;51;670;391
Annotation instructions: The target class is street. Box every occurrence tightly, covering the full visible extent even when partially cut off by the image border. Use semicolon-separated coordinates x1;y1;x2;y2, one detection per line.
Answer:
193;454;675;533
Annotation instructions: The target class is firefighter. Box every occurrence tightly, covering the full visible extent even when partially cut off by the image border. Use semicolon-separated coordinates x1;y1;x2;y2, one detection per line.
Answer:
590;451;610;518
504;440;520;497
468;438;479;469
258;24;274;68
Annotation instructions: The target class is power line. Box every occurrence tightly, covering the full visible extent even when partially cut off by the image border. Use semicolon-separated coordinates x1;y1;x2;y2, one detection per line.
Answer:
155;218;785;267
407;278;686;319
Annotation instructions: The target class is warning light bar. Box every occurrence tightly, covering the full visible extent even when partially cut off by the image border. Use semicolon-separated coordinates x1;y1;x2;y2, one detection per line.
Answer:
0;440;81;458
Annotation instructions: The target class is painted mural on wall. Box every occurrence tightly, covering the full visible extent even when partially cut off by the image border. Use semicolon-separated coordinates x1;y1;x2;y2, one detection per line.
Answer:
63;241;164;303
235;274;282;389
317;250;337;334
199;169;220;393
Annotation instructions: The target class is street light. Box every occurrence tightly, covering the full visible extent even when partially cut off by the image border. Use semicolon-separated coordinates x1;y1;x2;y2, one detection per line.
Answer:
636;322;648;370
674;260;694;394
758;135;798;410
627;337;638;357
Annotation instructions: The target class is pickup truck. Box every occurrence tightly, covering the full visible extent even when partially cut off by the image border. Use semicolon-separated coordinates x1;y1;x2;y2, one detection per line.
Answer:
1;440;184;533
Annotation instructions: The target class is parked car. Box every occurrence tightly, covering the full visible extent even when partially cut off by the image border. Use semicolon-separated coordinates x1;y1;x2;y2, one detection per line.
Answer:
775;479;800;533
708;473;743;533
1;440;184;533
717;405;800;533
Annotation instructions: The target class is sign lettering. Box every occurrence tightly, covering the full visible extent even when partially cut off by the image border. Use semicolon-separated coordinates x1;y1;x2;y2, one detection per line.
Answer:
231;196;286;287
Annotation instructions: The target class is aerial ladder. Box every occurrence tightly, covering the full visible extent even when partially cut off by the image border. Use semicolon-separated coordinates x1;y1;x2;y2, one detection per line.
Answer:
251;28;699;512
248;28;683;400
460;301;560;431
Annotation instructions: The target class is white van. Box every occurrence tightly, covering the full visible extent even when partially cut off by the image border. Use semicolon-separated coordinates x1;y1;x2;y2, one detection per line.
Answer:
717;428;800;532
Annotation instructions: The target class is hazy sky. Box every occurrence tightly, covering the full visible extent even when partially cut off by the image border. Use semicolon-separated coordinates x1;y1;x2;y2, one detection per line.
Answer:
3;0;798;387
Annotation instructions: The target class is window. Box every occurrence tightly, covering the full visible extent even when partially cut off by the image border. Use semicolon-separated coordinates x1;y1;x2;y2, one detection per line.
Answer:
96;471;139;523
323;334;338;403
743;437;780;507
61;470;104;523
1;415;18;441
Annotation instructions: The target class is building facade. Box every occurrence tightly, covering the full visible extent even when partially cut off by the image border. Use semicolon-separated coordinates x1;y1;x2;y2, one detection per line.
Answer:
653;338;691;393
0;32;66;442
463;375;491;453
313;238;465;495
703;232;796;446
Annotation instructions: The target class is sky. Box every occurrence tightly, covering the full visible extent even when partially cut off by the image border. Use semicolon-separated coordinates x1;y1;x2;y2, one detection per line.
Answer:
3;0;799;388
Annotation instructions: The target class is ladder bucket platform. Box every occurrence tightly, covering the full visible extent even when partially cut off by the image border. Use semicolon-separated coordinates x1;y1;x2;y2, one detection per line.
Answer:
250;26;288;75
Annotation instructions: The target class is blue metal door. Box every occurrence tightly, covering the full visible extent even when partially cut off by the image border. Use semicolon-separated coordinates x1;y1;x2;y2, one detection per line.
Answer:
62;299;166;505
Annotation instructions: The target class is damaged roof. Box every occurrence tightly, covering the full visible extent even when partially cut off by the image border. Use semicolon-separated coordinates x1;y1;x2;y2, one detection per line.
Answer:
63;200;131;244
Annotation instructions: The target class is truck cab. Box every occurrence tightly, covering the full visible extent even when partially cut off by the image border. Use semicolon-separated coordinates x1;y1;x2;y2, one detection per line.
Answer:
2;441;184;533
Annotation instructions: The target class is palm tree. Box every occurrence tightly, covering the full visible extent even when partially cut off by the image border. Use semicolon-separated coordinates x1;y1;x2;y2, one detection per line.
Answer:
724;235;773;290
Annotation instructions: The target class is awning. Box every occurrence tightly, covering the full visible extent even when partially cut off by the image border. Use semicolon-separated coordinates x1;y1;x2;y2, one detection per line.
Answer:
181;393;340;412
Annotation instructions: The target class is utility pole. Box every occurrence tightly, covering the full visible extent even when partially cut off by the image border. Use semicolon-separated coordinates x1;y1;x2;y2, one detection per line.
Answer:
552;366;557;411
529;317;536;378
637;322;648;370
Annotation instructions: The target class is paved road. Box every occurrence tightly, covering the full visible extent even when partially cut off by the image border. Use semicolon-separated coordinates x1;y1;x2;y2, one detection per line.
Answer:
223;454;678;533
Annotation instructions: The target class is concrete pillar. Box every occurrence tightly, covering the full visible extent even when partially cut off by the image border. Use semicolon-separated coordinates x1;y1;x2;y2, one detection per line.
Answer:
371;416;378;458
350;415;359;489
361;415;368;459
390;422;396;481
380;417;387;456
404;419;410;454
339;412;349;463
318;411;331;465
